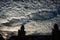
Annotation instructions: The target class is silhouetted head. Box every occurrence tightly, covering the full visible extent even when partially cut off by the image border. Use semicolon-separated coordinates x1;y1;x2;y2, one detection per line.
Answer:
54;24;59;30
21;25;25;30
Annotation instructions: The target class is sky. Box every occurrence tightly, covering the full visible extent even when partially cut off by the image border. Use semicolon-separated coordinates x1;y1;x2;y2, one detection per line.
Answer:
0;0;60;38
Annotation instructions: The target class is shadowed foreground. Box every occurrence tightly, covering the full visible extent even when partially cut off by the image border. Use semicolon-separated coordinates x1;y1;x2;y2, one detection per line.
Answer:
0;24;60;40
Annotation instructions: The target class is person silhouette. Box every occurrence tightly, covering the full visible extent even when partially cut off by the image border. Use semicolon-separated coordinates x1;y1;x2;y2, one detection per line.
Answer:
52;24;60;40
8;25;26;40
18;25;26;40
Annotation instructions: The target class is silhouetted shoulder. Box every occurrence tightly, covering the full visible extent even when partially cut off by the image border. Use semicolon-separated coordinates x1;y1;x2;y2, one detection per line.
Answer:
0;34;5;40
52;23;60;40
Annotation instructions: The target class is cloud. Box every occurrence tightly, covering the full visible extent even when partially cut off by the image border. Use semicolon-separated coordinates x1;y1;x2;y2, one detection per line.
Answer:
0;0;60;37
28;11;58;21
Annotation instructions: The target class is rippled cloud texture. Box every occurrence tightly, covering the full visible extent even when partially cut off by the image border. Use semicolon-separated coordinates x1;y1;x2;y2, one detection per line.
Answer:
0;0;60;38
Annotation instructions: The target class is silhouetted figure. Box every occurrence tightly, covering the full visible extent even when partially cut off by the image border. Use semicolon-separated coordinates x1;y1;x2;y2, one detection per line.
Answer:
0;34;5;40
8;25;26;40
52;24;60;40
18;25;26;40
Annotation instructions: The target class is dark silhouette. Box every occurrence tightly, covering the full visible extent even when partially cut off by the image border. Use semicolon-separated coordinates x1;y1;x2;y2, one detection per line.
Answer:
18;25;26;40
8;24;60;40
8;25;52;40
8;25;26;40
0;34;5;40
18;25;26;36
52;24;60;40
